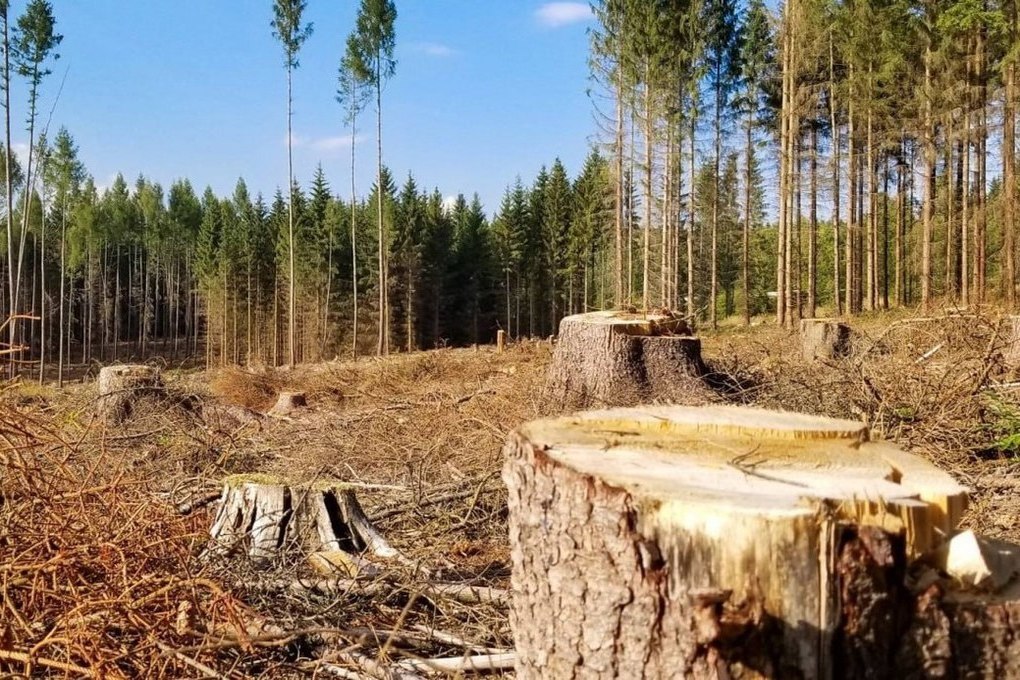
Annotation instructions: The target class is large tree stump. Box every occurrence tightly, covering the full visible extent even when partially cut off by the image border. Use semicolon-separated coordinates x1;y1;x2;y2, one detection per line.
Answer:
800;318;852;360
499;405;1020;679
543;310;706;410
96;364;163;425
208;474;398;563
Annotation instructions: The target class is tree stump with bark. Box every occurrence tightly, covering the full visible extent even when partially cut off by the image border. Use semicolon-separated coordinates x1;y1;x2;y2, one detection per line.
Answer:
1001;315;1020;369
800;318;852;361
268;391;307;417
502;405;1020;679
96;364;163;425
208;474;398;563
543;310;706;410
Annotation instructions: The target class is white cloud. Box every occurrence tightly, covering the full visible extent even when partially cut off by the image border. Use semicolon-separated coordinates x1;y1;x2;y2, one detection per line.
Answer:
410;41;458;57
311;134;358;152
288;133;360;154
441;195;458;214
535;2;592;28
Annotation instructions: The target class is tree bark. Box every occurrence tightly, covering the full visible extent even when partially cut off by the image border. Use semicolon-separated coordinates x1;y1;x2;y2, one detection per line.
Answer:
542;311;705;411
208;474;397;564
503;405;978;679
97;364;163;425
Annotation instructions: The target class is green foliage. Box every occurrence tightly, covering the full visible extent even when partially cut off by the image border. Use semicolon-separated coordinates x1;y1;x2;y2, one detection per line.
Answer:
270;0;312;68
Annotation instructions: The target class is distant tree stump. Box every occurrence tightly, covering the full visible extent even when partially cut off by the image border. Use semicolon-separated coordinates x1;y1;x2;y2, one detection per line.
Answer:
543;310;706;410
1001;316;1020;369
268;391;307;417
499;405;1020;679
800;318;852;360
208;474;397;563
96;365;163;425
496;330;506;353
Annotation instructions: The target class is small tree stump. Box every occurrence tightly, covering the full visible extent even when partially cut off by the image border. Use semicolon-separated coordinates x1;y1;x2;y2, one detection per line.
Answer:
496;329;506;353
502;405;988;679
268;391;307;417
800;318;852;360
1001;315;1020;368
208;474;398;563
543;310;706;410
96;365;163;425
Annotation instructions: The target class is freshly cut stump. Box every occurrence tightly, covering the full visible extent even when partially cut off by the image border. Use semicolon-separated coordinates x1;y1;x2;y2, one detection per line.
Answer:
502;405;981;679
96;364;163;424
800;318;852;360
268;391;307;417
543;310;706;410
208;474;397;563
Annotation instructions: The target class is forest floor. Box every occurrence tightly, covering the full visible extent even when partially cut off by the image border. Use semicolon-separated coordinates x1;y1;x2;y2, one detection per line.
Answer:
2;306;1020;677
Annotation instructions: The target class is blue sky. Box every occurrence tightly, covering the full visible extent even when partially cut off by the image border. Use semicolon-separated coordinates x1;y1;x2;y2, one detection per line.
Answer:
17;1;598;215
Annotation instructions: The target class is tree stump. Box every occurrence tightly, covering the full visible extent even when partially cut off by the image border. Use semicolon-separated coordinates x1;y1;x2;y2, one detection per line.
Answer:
208;474;398;563
268;391;307;417
1001;315;1020;369
543;310;706;410
800;318;852;360
96;364;163;425
499;405;1018;679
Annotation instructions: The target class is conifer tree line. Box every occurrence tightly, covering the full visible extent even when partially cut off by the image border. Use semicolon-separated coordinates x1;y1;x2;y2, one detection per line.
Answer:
588;0;1019;328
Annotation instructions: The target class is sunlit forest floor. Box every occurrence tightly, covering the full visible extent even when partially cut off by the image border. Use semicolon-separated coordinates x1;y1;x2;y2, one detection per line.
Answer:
2;306;1019;676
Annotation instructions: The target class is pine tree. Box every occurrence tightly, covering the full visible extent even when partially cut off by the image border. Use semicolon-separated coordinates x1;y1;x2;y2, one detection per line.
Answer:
351;0;396;356
270;0;312;368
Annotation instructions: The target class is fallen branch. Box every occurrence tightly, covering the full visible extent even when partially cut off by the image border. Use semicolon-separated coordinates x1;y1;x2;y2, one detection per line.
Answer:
396;652;517;674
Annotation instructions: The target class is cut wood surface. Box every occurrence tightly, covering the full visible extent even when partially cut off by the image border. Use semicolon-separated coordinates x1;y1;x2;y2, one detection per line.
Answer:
96;364;163;424
800;318;852;360
208;474;397;563
502;405;990;679
543;310;707;410
268;391;307;417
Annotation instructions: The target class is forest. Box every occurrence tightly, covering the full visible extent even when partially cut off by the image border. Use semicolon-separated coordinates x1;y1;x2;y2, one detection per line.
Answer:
0;0;1016;375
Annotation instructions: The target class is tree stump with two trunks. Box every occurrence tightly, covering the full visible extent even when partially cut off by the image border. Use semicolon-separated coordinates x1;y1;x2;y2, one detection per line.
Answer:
543;310;707;410
503;405;1020;678
208;474;397;567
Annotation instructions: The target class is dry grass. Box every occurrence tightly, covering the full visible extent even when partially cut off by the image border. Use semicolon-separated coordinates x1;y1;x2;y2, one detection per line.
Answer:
2;311;1019;676
208;367;285;411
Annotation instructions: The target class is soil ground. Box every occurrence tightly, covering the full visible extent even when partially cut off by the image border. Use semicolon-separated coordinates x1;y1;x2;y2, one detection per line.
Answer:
2;307;1019;677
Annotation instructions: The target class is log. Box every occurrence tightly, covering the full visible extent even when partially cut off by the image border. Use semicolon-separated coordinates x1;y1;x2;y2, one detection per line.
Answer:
268;390;307;417
96;364;163;424
800;318;852;360
501;405;1000;679
542;310;707;410
208;474;398;563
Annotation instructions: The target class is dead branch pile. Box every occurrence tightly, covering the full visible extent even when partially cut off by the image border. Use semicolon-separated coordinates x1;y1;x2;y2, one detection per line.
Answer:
702;307;1020;543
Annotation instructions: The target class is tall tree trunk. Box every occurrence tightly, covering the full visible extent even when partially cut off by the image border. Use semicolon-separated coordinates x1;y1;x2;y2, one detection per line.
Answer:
710;72;721;329
921;30;935;309
829;34;842;316
614;73;624;306
350;87;360;358
3;7;13;377
642;71;653;312
687;110;697;321
808;125;817;317
1005;1;1017;305
287;64;297;368
742;108;753;325
375;58;388;356
777;2;790;327
847;94;856;314
865;97;875;312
